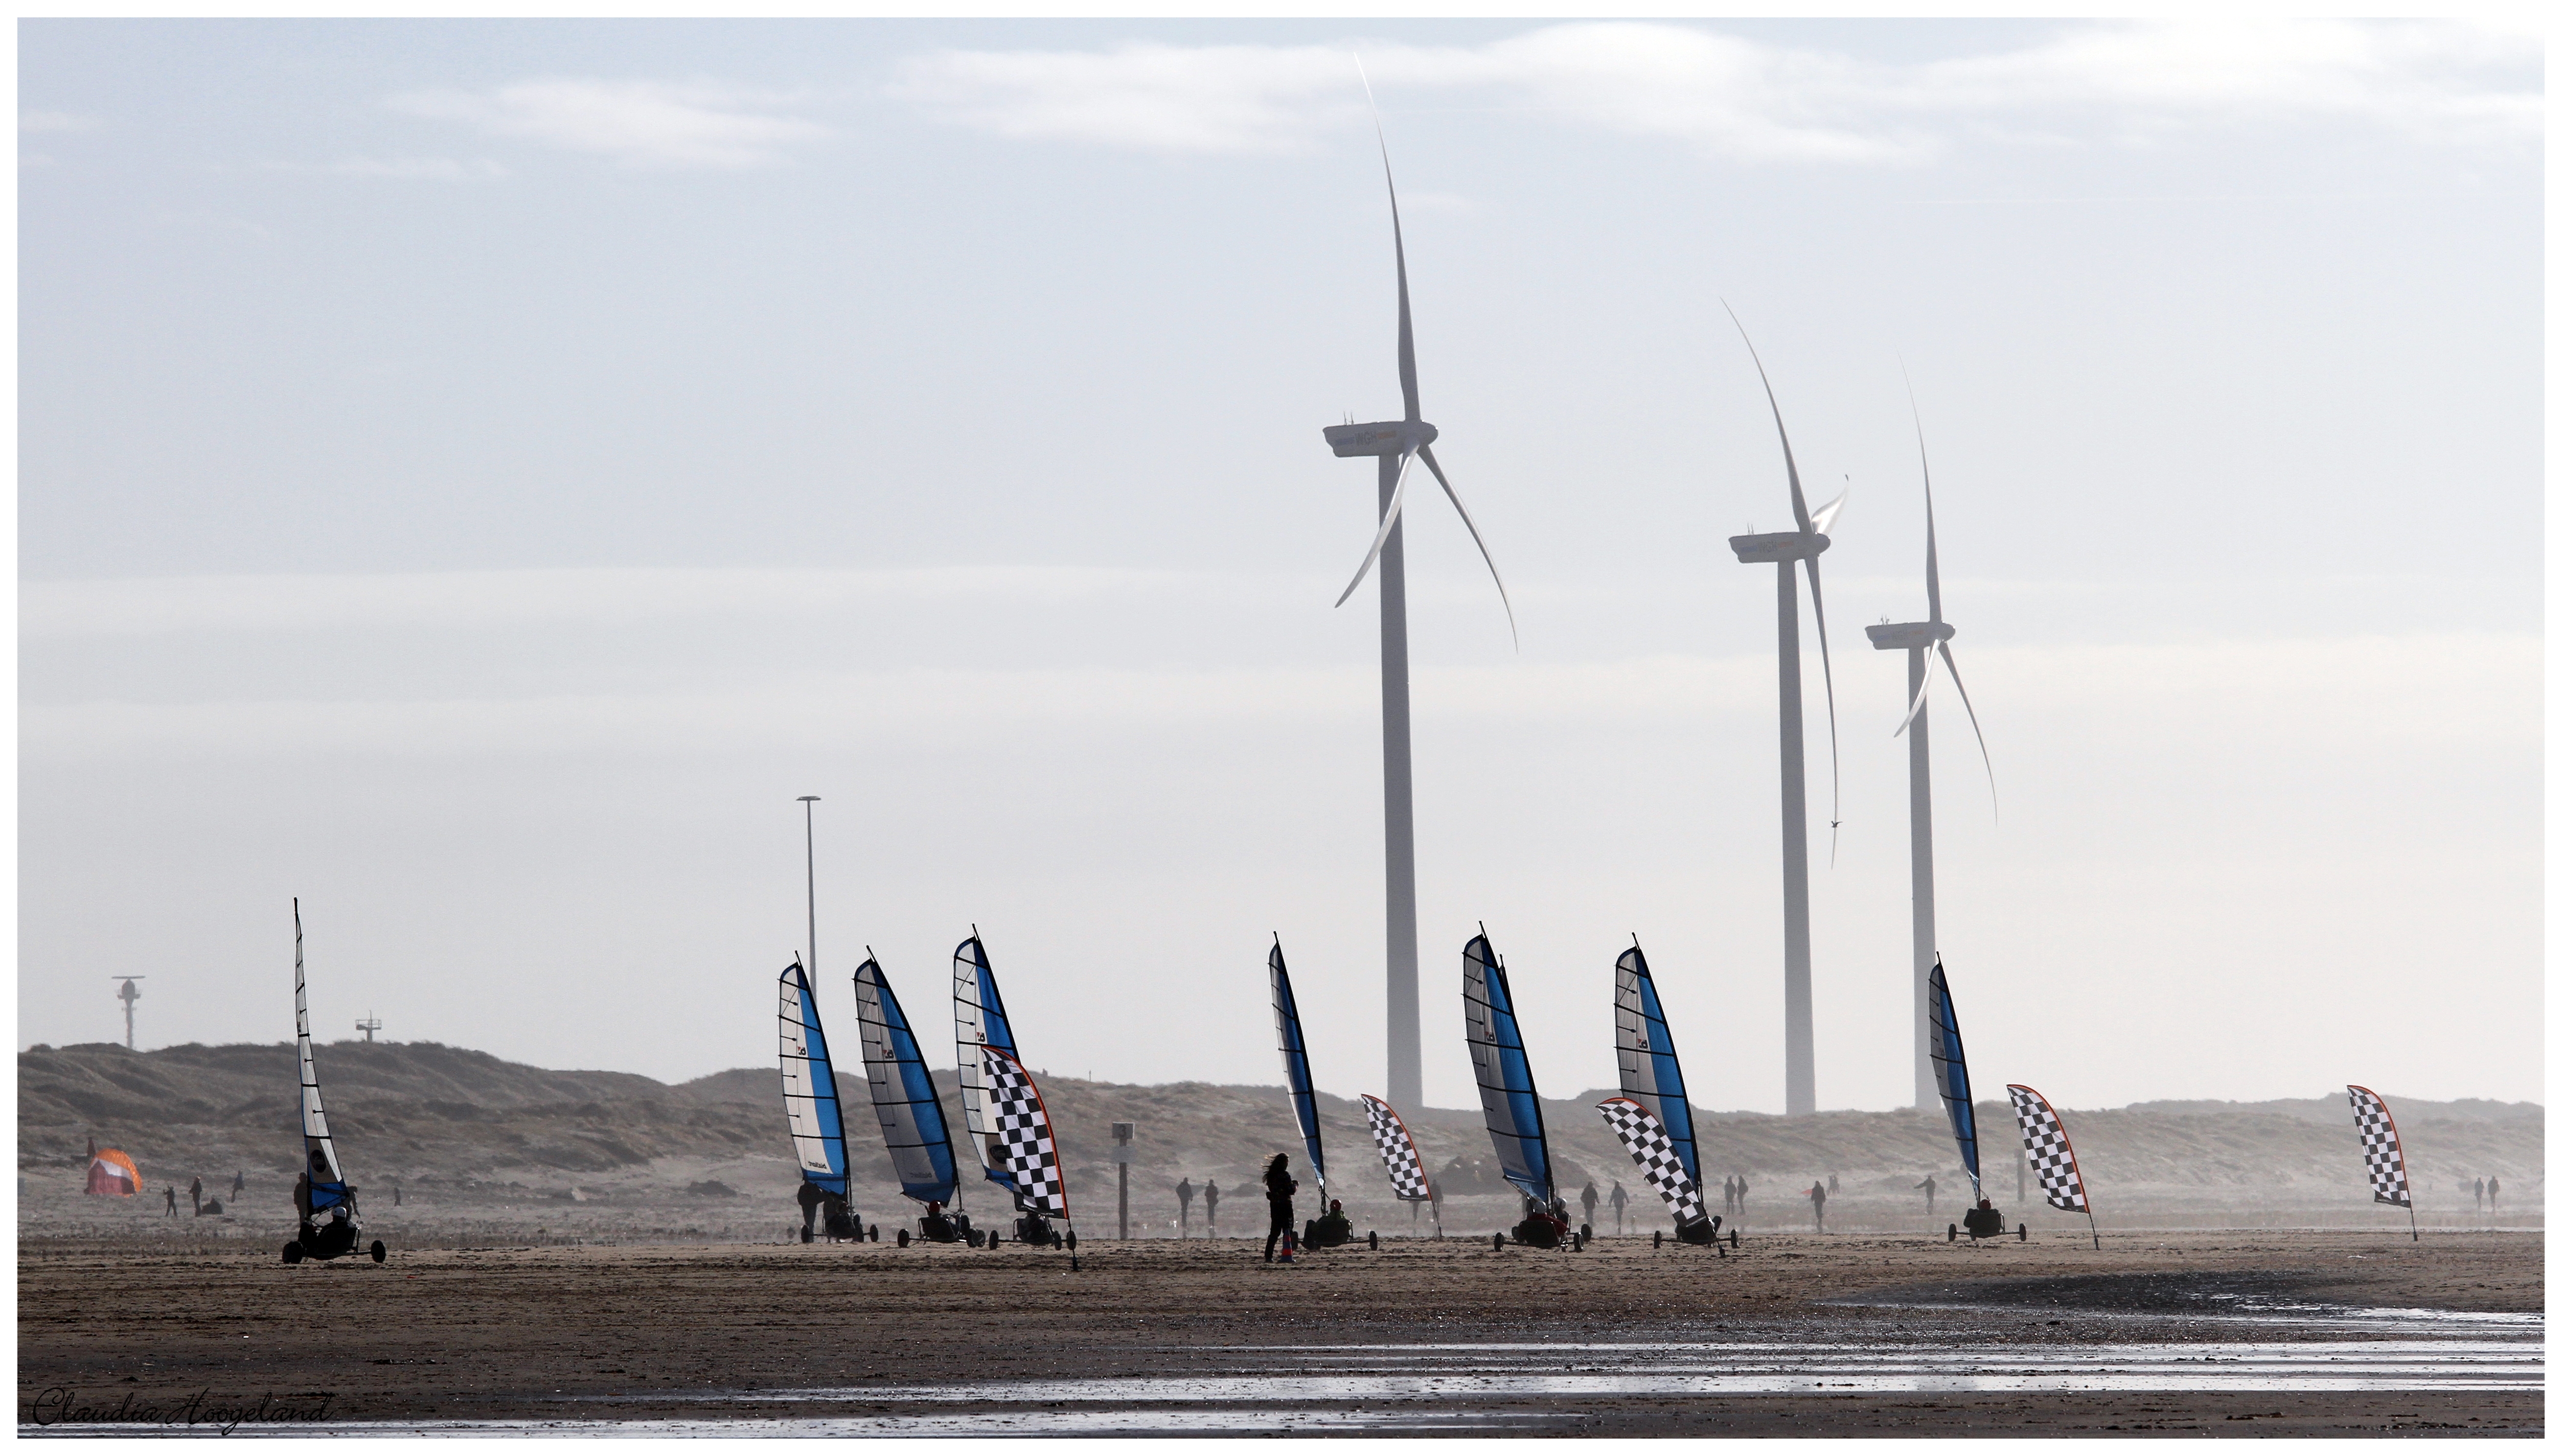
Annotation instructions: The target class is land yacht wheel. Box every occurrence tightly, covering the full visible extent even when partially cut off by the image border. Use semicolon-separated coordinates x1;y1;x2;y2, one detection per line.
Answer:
282;1242;304;1264
370;1240;386;1263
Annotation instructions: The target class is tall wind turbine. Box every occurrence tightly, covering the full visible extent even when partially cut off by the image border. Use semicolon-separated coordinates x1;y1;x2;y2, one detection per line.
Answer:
1864;388;1995;1108
1722;310;1843;1118
1324;81;1516;1114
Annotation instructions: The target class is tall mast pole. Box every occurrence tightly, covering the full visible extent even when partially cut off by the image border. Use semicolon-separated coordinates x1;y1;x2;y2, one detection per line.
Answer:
797;796;820;978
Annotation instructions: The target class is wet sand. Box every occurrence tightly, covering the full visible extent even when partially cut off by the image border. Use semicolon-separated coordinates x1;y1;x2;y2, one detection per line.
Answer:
18;1229;2541;1436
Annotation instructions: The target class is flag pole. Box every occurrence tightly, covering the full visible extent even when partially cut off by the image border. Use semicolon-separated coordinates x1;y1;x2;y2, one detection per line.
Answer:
2084;1206;2099;1250
2408;1199;2419;1242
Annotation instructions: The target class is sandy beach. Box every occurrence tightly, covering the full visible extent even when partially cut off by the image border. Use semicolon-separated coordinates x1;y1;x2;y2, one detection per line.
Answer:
18;1227;2540;1435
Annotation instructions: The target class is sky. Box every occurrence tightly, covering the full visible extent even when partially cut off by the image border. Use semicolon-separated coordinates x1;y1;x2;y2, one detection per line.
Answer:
17;19;2543;1113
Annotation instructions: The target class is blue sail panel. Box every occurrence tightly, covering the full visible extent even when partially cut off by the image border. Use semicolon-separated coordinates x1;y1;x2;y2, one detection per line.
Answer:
1612;943;1699;1189
1462;933;1551;1206
854;958;960;1207
777;961;850;1197
951;936;1021;1192
1268;941;1325;1189
1927;960;1980;1199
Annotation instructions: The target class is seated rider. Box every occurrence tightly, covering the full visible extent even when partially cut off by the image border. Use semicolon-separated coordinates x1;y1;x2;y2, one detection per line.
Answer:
821;1195;860;1241
1512;1198;1570;1248
1961;1197;2004;1240
796;1181;826;1243
1302;1198;1354;1249
919;1200;960;1243
1016;1209;1055;1246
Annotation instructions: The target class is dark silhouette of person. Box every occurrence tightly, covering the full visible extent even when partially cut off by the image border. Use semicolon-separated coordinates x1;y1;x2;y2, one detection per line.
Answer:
393;1186;402;1207
1917;1175;1937;1214
1828;1173;1839;1195
232;1170;245;1196
1512;1196;1570;1248
1580;1181;1599;1232
1262;1154;1298;1262
1809;1180;1827;1234
1962;1196;2003;1240
919;1199;960;1243
1305;1197;1353;1249
795;1181;826;1243
1608;1180;1629;1235
188;1175;203;1215
2488;1176;2501;1214
164;1185;177;1217
1203;1179;1221;1238
1723;1175;1735;1214
1735;1174;1750;1219
1176;1176;1195;1238
2475;1177;2485;1211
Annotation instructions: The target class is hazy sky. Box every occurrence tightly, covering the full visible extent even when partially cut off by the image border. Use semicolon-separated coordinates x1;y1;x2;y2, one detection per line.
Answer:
18;20;2542;1113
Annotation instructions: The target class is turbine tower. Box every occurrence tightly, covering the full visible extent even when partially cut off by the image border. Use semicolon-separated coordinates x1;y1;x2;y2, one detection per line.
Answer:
1722;310;1842;1118
1864;391;1995;1108
1324;83;1516;1113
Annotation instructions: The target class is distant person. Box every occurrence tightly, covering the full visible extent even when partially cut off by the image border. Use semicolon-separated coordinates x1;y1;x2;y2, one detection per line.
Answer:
1512;1197;1569;1249
1723;1175;1736;1215
1204;1180;1221;1238
1176;1176;1195;1238
1305;1197;1353;1250
1828;1173;1839;1195
189;1176;203;1215
1608;1180;1629;1235
1962;1197;2003;1240
795;1181;826;1244
1917;1175;1937;1215
919;1200;962;1243
1735;1174;1749;1220
232;1170;245;1197
1263;1154;1299;1263
1580;1181;1600;1232
164;1185;177;1217
1809;1180;1827;1234
2475;1177;2485;1212
393;1186;402;1207
2488;1176;2500;1215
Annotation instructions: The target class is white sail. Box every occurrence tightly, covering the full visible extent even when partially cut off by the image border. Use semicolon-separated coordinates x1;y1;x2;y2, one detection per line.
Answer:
951;935;1021;1193
776;960;849;1195
293;901;343;1187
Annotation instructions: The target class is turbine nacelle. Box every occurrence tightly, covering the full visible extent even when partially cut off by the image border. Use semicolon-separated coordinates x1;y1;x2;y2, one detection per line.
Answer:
1728;530;1831;565
1325;420;1438;459
1865;620;1956;650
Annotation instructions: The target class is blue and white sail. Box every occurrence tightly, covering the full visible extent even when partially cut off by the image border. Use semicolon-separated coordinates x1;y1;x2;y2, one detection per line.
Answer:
854;956;960;1207
1612;940;1698;1191
1927;959;1981;1201
1462;931;1552;1207
1269;939;1328;1194
293;900;349;1213
952;934;1023;1195
777;958;851;1199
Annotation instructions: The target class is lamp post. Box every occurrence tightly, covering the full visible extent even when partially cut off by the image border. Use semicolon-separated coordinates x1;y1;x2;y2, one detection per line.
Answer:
796;796;820;977
1113;1122;1136;1239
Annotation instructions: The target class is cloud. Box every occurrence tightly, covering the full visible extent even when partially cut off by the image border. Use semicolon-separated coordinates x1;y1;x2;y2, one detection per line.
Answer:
19;109;98;133
889;20;2540;160
387;79;828;169
262;156;510;180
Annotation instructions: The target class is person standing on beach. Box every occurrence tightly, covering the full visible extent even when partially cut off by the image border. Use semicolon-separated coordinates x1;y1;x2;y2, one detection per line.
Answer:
232;1170;245;1197
1204;1179;1220;1238
1735;1174;1749;1223
164;1185;177;1217
1609;1180;1628;1235
1261;1154;1298;1263
2474;1177;2484;1211
1723;1175;1735;1215
188;1176;203;1215
1176;1177;1194;1238
1580;1181;1599;1232
2488;1176;2500;1215
1917;1175;1937;1215
1809;1180;1827;1234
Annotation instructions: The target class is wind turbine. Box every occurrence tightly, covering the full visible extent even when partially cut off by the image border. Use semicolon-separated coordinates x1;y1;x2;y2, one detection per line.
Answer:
1863;384;1995;1108
1722;309;1843;1118
1324;78;1516;1114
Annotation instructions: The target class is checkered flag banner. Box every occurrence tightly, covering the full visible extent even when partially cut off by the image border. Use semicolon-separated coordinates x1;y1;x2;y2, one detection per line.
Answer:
1361;1094;1433;1203
980;1047;1069;1220
2348;1084;2410;1209
1598;1097;1707;1227
2006;1084;2089;1214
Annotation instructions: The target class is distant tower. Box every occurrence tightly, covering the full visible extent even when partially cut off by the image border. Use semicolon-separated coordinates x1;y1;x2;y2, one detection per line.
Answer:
111;977;146;1050
355;1013;383;1043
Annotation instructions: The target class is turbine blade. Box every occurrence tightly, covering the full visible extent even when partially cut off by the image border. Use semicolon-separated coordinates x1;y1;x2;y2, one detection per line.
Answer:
1334;447;1418;608
1893;641;1941;737
1804;554;1841;855
1899;359;1942;626
1722;302;1811;534
1938;642;1998;820
1358;60;1420;425
1416;444;1518;650
1812;477;1849;536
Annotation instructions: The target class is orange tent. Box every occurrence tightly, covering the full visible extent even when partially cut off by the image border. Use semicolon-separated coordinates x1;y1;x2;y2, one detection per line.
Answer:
85;1139;139;1197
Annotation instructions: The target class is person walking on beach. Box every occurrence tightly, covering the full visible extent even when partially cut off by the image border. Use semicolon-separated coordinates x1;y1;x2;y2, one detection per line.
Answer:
1261;1154;1298;1263
232;1170;245;1197
1176;1177;1195;1238
1580;1181;1599;1233
1828;1173;1839;1195
2475;1177;2484;1212
1809;1180;1827;1234
1722;1175;1735;1215
2488;1176;2500;1215
1609;1180;1629;1235
1735;1174;1749;1224
1917;1175;1937;1215
188;1175;203;1215
164;1185;177;1217
1204;1179;1220;1238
